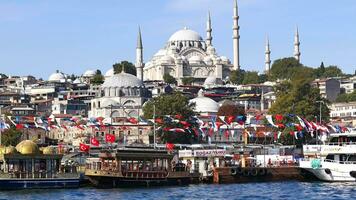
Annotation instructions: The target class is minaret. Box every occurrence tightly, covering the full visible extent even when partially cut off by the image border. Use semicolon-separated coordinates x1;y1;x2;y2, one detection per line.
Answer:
265;36;271;73
206;11;213;46
232;0;240;71
136;27;144;82
294;26;301;62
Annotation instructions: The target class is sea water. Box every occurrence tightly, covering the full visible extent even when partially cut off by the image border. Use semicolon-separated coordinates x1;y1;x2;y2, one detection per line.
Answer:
0;181;355;200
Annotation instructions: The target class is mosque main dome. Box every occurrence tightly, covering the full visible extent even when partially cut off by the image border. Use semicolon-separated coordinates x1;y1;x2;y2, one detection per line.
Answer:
168;28;203;42
48;70;65;82
16;140;39;155
102;72;143;88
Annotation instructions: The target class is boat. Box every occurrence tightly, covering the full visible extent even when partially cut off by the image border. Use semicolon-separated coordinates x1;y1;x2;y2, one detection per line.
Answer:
0;140;81;189
299;130;356;182
85;148;191;188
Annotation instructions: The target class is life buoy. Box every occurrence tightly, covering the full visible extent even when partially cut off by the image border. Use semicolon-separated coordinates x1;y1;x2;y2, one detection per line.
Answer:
236;167;243;175
251;168;258;176
207;170;213;176
242;168;250;176
350;171;356;178
231;168;237;176
258;168;266;176
325;168;332;175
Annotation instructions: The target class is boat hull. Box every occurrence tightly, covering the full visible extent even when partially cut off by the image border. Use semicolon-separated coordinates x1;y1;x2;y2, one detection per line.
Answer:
300;160;356;182
87;176;191;188
0;178;81;190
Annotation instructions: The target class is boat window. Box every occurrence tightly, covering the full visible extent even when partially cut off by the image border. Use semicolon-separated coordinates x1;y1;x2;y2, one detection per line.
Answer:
326;155;334;160
348;155;356;162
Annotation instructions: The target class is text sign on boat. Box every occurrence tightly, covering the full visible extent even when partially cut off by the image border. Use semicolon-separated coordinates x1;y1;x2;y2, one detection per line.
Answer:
193;149;226;157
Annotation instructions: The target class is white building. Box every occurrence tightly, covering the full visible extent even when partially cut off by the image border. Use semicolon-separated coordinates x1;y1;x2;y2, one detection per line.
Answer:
330;101;356;126
89;71;150;120
142;2;242;85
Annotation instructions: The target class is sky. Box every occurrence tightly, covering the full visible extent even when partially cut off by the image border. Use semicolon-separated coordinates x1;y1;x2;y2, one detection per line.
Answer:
0;0;355;79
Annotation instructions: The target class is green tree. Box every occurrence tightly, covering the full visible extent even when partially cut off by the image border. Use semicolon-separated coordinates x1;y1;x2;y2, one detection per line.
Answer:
181;77;195;85
336;91;356;102
143;92;198;144
113;61;137;76
91;70;104;85
242;71;259;84
323;65;343;78
229;69;245;85
269;76;330;122
1;128;22;146
269;57;303;80
217;104;245;116
258;74;268;83
163;73;177;84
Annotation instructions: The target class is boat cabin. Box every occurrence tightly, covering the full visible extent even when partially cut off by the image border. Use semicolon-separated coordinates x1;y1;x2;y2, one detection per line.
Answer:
0;140;63;179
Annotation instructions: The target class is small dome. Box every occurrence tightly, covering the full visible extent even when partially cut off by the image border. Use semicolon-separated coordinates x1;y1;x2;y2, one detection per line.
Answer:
189;55;203;64
160;55;175;64
42;146;55;155
83;70;96;77
16;140;39;155
48;71;65;82
168;28;203;42
204;76;223;87
189;90;219;113
102;72;143;88
220;56;230;64
4;146;17;154
105;68;115;77
154;49;166;57
203;57;213;65
73;78;82;84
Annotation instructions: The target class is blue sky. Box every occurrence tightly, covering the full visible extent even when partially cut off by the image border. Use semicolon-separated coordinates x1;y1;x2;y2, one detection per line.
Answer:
0;0;355;79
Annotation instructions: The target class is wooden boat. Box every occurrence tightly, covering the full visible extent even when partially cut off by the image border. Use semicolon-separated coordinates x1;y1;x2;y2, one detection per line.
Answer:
85;148;191;188
0;140;81;189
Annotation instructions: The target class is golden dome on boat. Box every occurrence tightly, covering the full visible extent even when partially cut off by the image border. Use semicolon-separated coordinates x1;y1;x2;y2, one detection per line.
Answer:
4;146;17;154
0;146;5;154
42;146;55;155
16;140;39;155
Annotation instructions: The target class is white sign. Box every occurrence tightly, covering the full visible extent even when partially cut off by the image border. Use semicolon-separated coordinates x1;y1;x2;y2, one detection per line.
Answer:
178;150;193;158
193;149;226;157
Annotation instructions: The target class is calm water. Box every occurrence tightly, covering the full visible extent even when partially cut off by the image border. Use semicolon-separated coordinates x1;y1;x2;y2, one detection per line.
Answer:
0;182;355;200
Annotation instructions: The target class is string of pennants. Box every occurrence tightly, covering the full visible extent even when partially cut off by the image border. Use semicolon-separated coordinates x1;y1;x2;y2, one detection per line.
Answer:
0;114;352;142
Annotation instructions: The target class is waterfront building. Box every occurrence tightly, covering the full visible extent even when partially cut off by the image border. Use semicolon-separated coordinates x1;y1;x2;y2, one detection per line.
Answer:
329;101;356;126
311;78;340;102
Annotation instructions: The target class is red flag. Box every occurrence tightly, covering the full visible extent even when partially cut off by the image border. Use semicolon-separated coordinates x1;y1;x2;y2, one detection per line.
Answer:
216;121;223;129
61;124;68;131
128;117;138;124
295;124;303;131
16;124;24;130
175;114;183;120
277;123;285;129
275;114;283;121
226;116;235;124
105;134;116;143
90;138;100;146
79;143;90;152
155;118;164;124
166;143;175;151
208;127;214;136
224;130;230;138
193;128;199;136
180;121;191;128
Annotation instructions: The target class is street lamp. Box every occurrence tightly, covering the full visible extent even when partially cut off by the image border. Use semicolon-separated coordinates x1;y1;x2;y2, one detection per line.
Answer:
316;101;324;124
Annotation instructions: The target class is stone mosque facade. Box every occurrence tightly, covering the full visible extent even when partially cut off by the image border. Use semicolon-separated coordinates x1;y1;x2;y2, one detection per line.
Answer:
140;1;242;85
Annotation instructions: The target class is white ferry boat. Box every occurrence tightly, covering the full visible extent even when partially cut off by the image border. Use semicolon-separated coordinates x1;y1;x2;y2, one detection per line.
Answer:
299;130;356;182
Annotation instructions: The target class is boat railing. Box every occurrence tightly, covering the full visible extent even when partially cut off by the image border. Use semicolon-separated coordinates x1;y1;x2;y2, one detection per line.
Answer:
0;170;78;179
323;159;356;165
121;170;168;179
326;142;356;146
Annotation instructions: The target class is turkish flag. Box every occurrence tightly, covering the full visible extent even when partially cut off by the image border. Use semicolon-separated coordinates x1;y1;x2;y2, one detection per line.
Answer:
175;114;183;120
16;124;24;130
275;114;283;121
91;138;100;146
79;143;90;152
166;143;175;151
180;121;191;127
128;117;138;124
105;134;116;143
155;118;164;124
226;116;235;124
